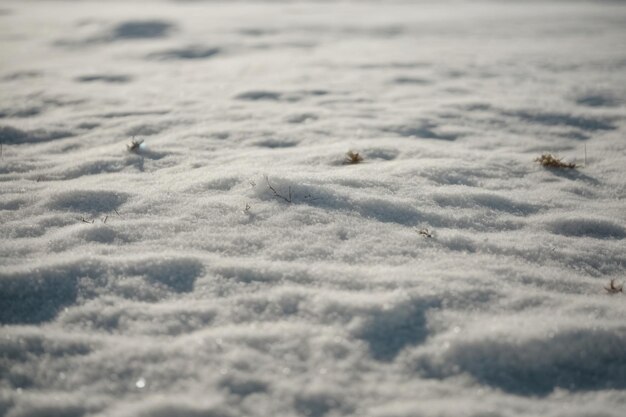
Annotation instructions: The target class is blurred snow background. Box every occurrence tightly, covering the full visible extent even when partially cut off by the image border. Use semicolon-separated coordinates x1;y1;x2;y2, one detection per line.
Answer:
1;1;625;416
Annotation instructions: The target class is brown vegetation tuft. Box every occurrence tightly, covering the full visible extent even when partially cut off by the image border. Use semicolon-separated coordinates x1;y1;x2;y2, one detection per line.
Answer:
605;279;623;294
127;137;144;152
344;151;364;165
535;154;576;169
418;228;434;238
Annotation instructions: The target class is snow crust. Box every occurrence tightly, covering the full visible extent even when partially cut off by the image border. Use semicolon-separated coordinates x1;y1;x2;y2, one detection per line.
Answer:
1;1;626;416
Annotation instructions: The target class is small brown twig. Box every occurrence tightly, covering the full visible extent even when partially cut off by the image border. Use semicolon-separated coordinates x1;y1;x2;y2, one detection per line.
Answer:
344;151;364;165
102;215;108;224
81;217;94;224
114;209;123;218
418;228;433;238
265;176;292;203
605;279;623;294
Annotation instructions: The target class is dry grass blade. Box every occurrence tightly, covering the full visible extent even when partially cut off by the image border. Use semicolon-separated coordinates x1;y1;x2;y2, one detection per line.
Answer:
344;151;364;165
535;154;576;169
605;279;623;294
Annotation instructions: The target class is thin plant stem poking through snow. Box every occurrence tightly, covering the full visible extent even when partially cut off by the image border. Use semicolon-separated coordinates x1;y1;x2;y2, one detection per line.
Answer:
605;279;623;294
535;153;576;169
126;137;144;152
344;151;364;165
265;176;292;203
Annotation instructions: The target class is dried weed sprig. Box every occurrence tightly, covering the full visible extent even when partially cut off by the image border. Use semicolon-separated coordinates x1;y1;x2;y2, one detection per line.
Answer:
418;228;434;238
127;137;144;152
265;176;292;203
535;154;576;169
344;151;364;165
605;279;623;294
81;215;110;224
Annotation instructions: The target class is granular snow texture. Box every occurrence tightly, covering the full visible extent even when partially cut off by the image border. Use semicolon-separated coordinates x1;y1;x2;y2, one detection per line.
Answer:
1;1;626;416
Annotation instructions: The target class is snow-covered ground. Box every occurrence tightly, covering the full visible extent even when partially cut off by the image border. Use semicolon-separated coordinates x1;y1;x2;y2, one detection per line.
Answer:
1;0;626;416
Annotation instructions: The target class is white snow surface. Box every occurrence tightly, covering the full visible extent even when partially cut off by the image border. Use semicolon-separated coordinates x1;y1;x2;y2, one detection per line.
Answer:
1;0;626;416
